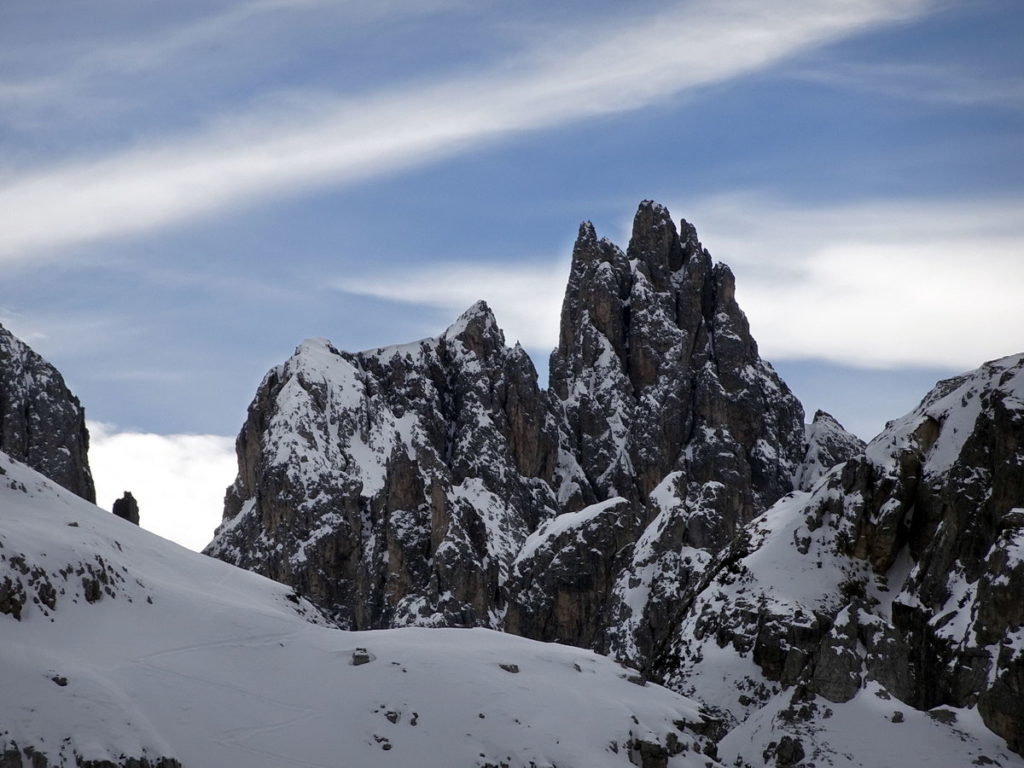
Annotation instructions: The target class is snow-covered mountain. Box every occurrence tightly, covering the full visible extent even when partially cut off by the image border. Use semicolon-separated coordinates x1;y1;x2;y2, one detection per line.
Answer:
655;352;1024;765
206;301;563;631
4;203;1022;766
0;450;721;767
207;202;843;671
201;202;1024;764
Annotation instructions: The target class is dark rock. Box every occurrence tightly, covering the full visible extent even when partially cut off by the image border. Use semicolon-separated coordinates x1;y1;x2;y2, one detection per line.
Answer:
774;735;805;766
629;738;669;768
0;743;181;768
658;353;1024;759
0;323;95;501
112;492;140;525
207;303;562;629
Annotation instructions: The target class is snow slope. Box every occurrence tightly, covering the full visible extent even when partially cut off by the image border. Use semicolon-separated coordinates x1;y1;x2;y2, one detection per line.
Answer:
0;449;719;768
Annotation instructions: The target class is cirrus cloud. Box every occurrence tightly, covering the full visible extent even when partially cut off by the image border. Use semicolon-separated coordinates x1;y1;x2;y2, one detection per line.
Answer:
0;0;931;262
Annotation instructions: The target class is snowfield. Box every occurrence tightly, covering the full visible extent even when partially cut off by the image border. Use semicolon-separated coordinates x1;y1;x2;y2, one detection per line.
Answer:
0;450;718;768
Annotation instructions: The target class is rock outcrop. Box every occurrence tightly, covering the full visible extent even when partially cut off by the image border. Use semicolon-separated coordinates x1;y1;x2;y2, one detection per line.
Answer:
207;302;562;629
112;491;140;525
0;323;95;502
654;353;1024;763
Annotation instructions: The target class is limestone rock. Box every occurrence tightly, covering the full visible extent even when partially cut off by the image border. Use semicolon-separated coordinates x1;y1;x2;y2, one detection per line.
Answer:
112;491;140;525
0;323;95;502
656;353;1024;760
206;301;561;629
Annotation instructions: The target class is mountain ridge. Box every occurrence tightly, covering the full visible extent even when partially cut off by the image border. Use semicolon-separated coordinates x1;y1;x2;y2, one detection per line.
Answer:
2;202;1021;766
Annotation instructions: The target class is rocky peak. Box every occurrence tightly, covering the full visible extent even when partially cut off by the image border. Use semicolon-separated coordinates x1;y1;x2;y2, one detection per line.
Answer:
441;300;504;364
208;302;560;630
627;200;685;288
550;200;805;509
0;323;95;502
796;410;866;491
513;203;806;667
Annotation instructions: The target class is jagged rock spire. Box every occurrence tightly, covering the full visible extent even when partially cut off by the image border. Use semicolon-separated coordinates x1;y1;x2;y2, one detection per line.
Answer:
550;200;805;512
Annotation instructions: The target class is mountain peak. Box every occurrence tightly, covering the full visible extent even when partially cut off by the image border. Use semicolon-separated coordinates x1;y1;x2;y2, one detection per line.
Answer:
443;300;504;358
627;199;683;279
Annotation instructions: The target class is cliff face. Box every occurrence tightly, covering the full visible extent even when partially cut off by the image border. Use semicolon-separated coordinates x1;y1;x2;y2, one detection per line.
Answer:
0;323;95;502
654;353;1024;763
207;303;563;629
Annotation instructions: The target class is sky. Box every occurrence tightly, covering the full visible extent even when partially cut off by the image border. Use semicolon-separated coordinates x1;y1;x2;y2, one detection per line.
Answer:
2;0;1022;551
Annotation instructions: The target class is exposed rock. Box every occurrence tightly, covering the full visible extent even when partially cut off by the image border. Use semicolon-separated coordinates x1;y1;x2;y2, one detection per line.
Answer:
112;492;140;525
0;743;181;768
795;411;865;491
657;353;1024;760
517;201;806;664
772;735;805;766
0;323;95;502
207;301;561;629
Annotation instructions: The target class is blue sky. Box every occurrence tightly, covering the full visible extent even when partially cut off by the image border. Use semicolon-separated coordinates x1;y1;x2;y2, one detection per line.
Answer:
2;0;1022;548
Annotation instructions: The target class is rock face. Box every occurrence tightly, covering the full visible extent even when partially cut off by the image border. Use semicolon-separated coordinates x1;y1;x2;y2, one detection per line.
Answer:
654;353;1024;763
508;202;807;664
207;302;562;629
0;323;95;502
112;491;140;525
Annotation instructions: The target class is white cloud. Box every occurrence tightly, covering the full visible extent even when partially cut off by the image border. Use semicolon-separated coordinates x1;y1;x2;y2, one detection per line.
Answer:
338;193;1024;371
0;0;930;261
88;422;236;552
788;60;1024;110
681;193;1024;369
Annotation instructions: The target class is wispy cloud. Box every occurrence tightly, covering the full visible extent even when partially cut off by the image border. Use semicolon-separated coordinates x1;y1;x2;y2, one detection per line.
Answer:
0;0;931;262
0;0;451;101
338;193;1024;370
789;60;1024;110
88;422;236;551
0;308;145;362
